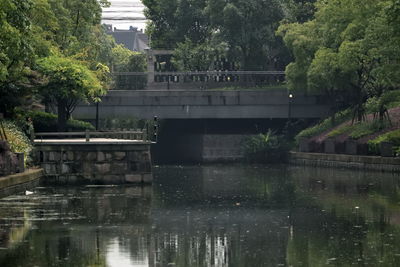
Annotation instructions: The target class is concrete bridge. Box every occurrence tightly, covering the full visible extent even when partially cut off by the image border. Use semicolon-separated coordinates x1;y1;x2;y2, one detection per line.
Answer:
73;89;330;120
71;72;331;163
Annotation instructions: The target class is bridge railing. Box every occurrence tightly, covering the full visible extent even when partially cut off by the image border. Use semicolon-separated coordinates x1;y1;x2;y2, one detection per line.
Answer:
111;71;285;90
34;130;148;142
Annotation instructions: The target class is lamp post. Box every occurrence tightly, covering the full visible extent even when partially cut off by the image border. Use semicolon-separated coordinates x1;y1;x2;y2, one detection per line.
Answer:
288;93;294;121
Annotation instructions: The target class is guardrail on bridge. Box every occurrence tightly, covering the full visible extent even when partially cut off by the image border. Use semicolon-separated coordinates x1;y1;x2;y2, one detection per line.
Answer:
112;71;286;90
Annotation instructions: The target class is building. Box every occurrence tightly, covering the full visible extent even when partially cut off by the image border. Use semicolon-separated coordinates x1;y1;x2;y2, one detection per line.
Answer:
104;24;149;52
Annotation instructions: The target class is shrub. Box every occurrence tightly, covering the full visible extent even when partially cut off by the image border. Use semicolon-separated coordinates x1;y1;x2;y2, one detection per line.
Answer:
368;129;400;155
66;119;95;131
28;111;94;132
2;120;33;166
244;130;290;163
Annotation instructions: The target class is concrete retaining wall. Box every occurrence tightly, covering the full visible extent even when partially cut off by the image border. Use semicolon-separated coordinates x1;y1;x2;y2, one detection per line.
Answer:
202;135;246;162
290;151;400;172
0;169;43;198
0;141;25;177
35;142;152;184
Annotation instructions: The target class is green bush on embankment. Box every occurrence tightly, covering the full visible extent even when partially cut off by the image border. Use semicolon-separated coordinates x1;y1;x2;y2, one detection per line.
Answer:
28;111;94;132
2;120;33;166
368;129;400;156
244;130;290;163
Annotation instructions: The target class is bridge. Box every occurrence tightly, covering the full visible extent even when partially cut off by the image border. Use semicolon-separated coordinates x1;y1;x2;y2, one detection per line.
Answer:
73;71;330;121
72;71;331;163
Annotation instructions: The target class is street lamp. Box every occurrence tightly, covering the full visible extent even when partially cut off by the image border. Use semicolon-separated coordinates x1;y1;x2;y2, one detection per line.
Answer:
288;93;294;120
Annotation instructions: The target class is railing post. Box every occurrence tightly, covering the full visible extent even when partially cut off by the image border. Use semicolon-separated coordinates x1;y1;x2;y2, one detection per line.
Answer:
153;116;158;143
85;129;90;142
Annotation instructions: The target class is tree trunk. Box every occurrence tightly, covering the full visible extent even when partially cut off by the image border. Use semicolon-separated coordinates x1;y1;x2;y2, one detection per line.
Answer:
57;99;67;132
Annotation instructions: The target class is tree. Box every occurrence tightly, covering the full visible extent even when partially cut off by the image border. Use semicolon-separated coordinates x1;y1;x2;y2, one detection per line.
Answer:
208;0;288;70
171;38;228;71
143;0;290;70
278;0;400;122
143;0;209;49
283;0;317;23
0;0;34;116
36;56;108;131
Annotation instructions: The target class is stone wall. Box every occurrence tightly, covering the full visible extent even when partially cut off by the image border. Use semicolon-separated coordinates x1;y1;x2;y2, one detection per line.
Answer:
290;151;400;173
35;142;152;184
202;135;247;162
0;141;24;177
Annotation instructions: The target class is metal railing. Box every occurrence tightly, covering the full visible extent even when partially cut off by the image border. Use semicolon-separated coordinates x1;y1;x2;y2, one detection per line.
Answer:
34;130;147;142
111;71;286;90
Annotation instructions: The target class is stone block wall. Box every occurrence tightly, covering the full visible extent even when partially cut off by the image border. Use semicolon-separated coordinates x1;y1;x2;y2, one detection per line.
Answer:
290;151;400;173
35;143;152;184
202;135;247;162
0;141;24;177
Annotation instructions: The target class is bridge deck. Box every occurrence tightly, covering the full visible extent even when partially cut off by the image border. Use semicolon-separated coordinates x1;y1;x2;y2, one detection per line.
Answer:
73;89;330;120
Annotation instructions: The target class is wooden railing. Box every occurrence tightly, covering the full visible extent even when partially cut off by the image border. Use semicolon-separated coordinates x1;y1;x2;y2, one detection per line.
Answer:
34;130;147;142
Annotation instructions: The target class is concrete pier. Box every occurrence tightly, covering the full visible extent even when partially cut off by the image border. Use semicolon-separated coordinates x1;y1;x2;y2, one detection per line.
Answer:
34;138;153;185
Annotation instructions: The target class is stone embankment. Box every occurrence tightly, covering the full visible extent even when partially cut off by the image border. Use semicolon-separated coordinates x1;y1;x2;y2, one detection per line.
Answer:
35;139;153;184
0;168;43;197
290;151;400;173
0;141;25;176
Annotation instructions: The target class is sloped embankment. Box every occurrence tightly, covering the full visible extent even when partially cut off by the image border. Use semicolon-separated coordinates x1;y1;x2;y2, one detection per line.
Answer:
296;107;400;156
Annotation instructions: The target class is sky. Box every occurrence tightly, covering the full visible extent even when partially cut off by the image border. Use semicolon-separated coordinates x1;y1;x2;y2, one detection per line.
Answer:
101;0;147;31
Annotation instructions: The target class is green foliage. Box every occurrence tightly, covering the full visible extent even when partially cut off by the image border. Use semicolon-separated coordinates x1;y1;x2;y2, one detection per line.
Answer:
284;0;317;23
143;0;290;70
368;129;400;155
327;120;388;139
143;0;209;49
2;120;33;166
244;130;290;163
0;0;36;116
172;38;228;71
326;124;352;138
28;111;94;132
36;55;107;130
278;0;400;121
210;0;287;70
296;109;352;141
111;47;147;90
349;120;388;139
0;0;33;82
111;45;142;72
66;119;95;132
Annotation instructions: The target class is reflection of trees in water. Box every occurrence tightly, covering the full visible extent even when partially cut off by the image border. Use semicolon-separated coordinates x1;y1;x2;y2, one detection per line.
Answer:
288;166;400;266
2;166;400;266
151;208;289;267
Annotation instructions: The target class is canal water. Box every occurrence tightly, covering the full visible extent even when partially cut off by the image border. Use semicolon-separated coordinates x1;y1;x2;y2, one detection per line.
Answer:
1;165;400;266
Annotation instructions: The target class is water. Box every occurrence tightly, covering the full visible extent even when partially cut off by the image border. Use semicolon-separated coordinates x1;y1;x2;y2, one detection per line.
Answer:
1;165;400;266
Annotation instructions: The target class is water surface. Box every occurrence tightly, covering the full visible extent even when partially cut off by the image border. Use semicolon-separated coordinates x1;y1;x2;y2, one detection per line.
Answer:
1;165;400;266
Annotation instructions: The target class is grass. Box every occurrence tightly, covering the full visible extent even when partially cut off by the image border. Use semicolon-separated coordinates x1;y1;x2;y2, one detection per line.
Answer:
295;109;352;142
327;120;388;140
